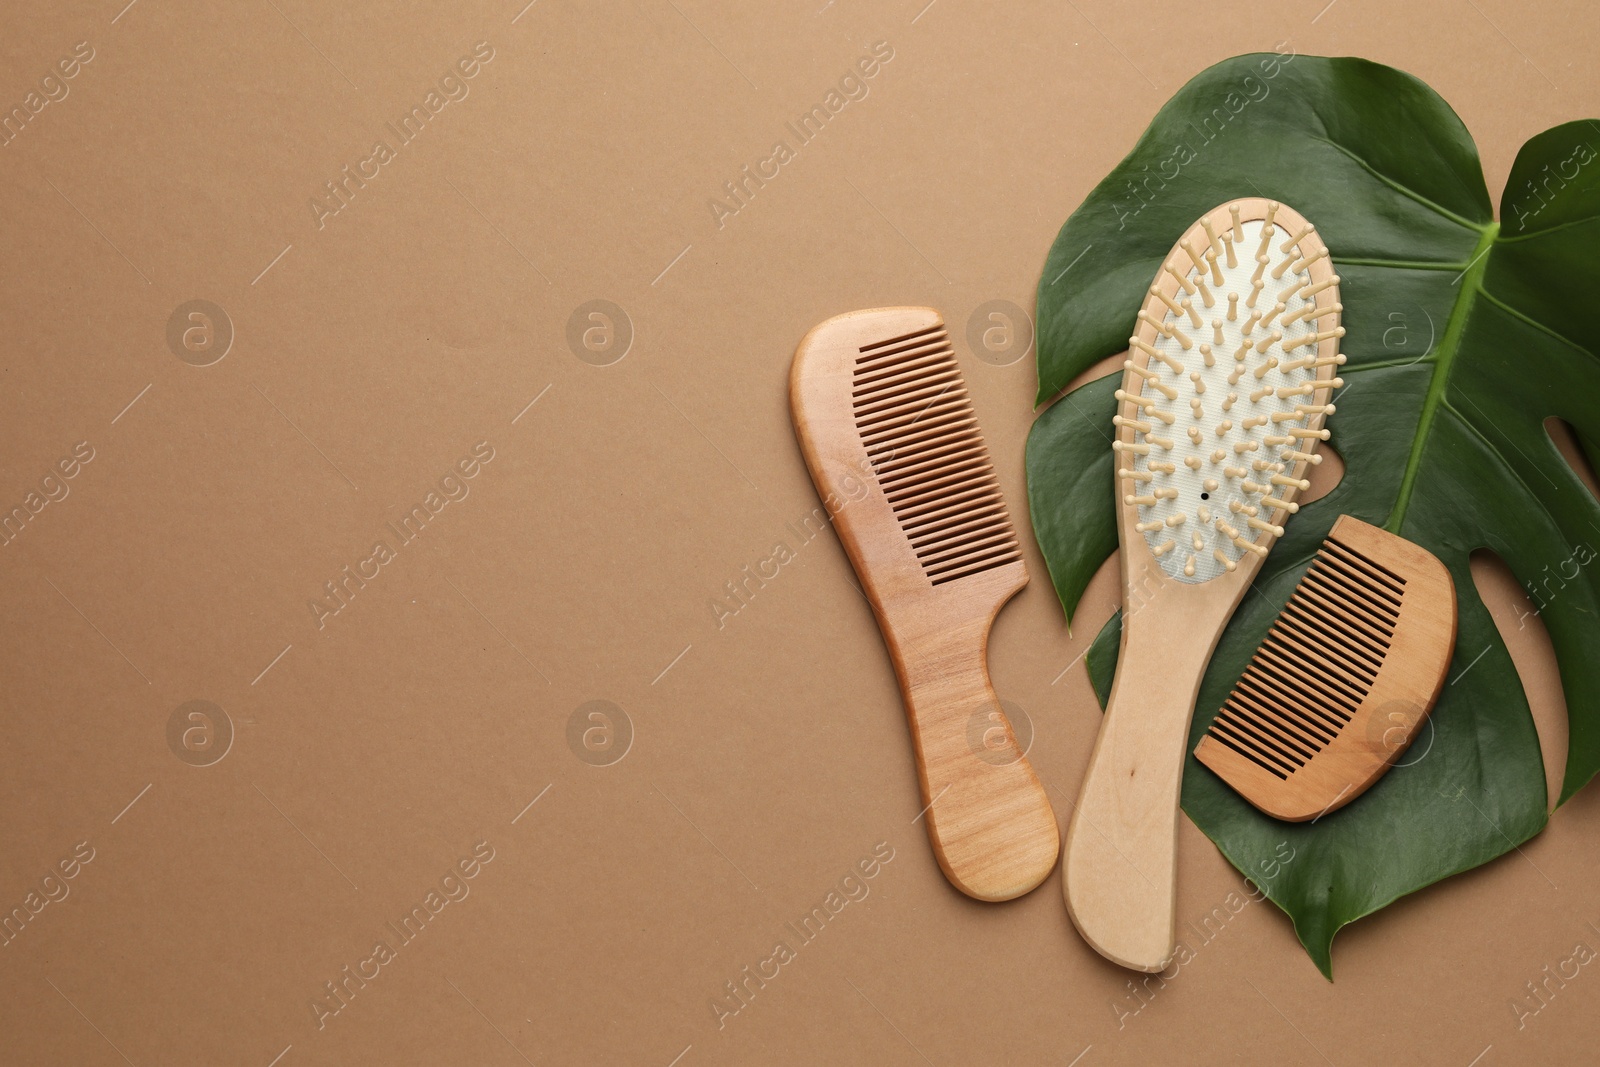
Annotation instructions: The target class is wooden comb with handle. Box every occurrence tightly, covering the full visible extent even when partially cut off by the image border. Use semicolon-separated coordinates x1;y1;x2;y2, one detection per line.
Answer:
1194;515;1457;821
789;307;1059;902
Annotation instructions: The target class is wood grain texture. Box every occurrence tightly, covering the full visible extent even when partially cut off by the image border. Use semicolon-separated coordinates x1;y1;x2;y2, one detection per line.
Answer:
789;307;1059;902
1194;515;1458;821
1064;200;1340;970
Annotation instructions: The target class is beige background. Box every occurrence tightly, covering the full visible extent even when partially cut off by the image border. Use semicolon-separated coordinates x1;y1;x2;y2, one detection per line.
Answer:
2;1;1598;1063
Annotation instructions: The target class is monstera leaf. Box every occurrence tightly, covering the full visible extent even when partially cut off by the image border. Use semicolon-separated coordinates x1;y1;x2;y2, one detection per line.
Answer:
1026;52;1600;976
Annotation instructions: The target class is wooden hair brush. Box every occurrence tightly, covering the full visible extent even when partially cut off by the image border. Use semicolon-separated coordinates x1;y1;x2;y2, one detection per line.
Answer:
790;307;1059;902
1065;199;1343;970
1194;515;1457;821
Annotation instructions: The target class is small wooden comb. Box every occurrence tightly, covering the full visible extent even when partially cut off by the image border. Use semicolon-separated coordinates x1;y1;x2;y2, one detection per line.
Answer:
1194;515;1457;821
789;307;1059;902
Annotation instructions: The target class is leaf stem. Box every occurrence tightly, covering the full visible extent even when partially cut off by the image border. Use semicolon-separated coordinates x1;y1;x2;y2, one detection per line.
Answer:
1382;223;1501;533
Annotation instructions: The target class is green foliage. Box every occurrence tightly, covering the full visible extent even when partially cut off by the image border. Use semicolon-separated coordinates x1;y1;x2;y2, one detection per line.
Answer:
1026;53;1600;975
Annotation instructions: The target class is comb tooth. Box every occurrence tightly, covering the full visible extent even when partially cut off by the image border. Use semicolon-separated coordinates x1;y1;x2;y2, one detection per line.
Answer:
1232;674;1343;746
857;323;940;356
1206;726;1291;779
1268;622;1379;690
1281;599;1390;665
1307;555;1401;618
896;493;1005;533
1218;715;1319;778
853;336;955;376
1235;666;1348;737
888;473;998;516
1273;613;1384;678
1293;580;1396;648
1211;714;1303;774
1251;643;1365;719
1302;568;1398;636
854;377;963;421
853;356;960;396
1217;700;1319;767
1221;689;1328;755
1322;537;1407;598
851;335;1023;585
899;499;1010;543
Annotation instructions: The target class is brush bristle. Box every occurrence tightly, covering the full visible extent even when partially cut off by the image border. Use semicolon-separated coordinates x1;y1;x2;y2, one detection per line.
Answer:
1117;203;1343;583
852;324;1022;586
1204;532;1406;779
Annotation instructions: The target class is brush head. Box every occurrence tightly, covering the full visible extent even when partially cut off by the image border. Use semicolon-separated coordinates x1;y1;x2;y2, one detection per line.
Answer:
790;307;1026;620
1117;199;1342;585
1193;516;1458;821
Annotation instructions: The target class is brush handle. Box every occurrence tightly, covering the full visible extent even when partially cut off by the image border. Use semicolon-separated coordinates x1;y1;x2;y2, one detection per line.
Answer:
891;614;1060;902
1063;608;1214;971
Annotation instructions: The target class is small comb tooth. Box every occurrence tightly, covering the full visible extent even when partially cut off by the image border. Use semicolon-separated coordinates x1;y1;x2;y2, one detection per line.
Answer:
1137;310;1175;339
1279;223;1314;252
1291;247;1329;273
1229;205;1244;243
1180;238;1207;272
1227;293;1239;321
1213;549;1237;572
850;330;1022;586
1151;286;1184;314
1186;300;1204;328
1297;275;1340;300
1165;264;1196;295
1292;327;1346;351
